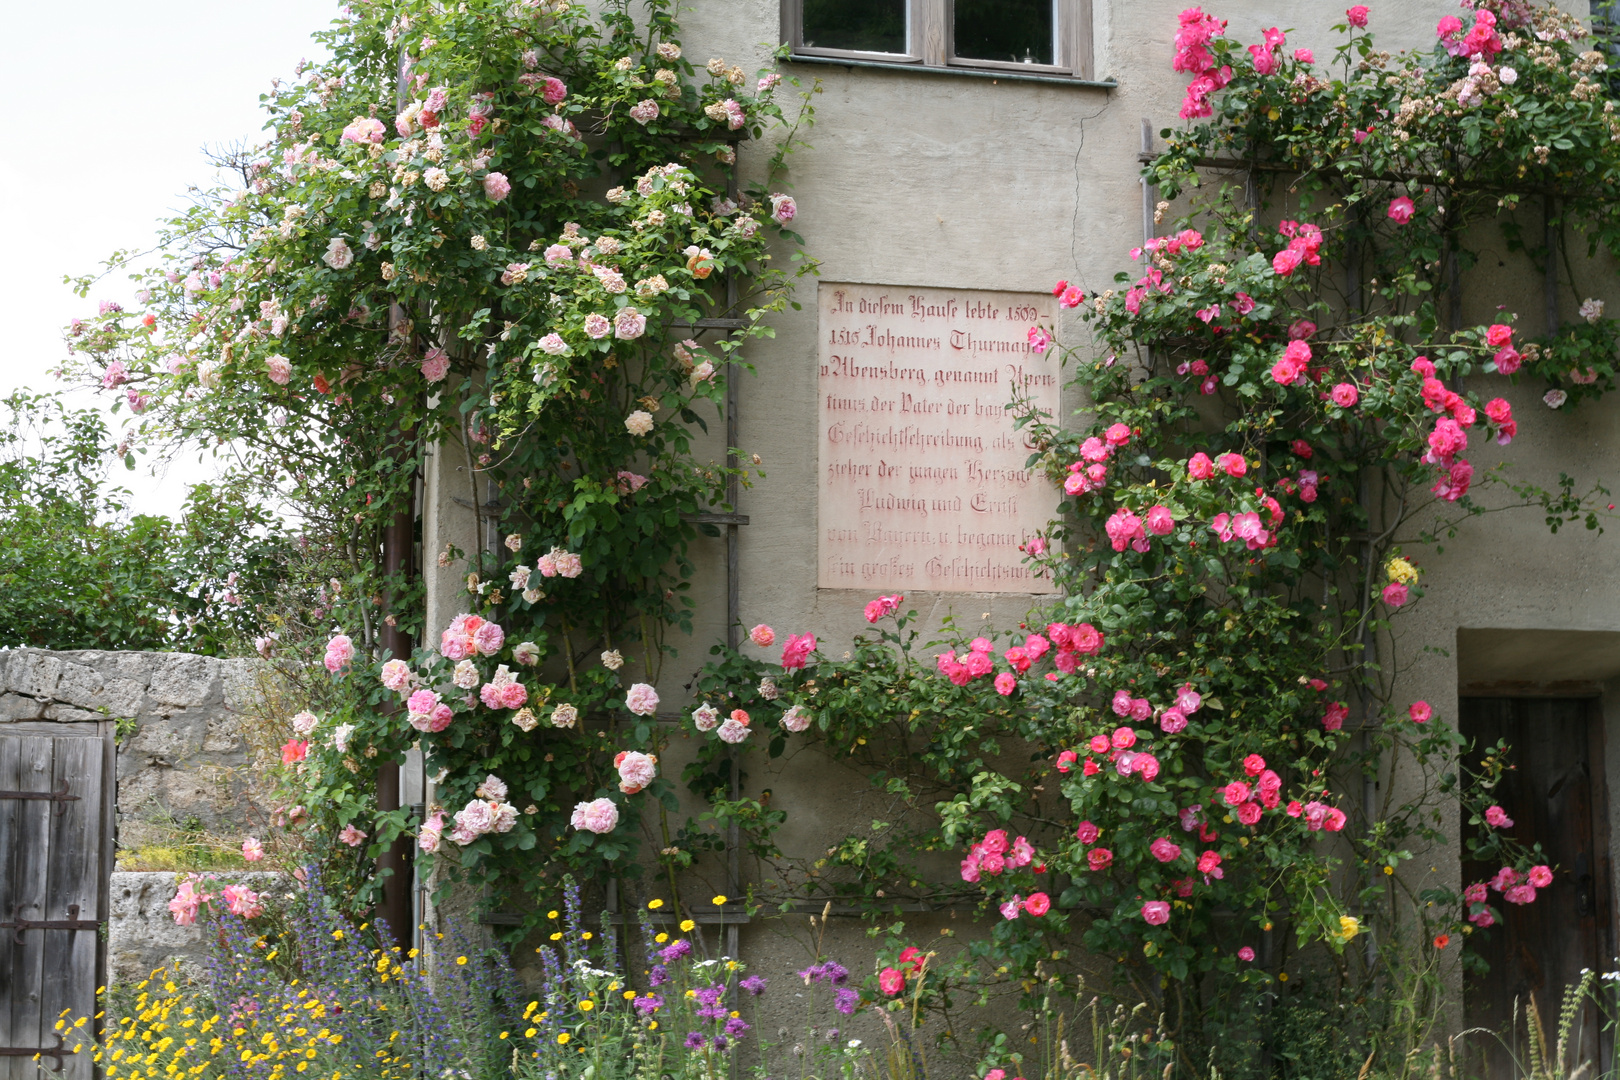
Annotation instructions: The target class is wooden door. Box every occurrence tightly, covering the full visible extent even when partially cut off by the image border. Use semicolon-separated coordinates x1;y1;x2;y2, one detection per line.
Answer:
1461;697;1614;1080
0;722;114;1080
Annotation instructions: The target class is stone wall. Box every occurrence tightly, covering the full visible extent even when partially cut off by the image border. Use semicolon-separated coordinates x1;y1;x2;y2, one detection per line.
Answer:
0;648;271;853
108;871;289;985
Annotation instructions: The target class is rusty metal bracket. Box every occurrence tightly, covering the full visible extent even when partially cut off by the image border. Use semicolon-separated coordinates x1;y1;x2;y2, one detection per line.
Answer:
0;779;79;815
0;1031;67;1072
1;903;99;944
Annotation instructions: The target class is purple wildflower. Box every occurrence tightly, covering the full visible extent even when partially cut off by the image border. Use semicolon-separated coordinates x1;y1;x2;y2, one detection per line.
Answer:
649;964;669;987
725;1016;751;1037
713;1034;729;1051
660;939;693;963
834;987;859;1015
633;993;663;1016
796;960;850;985
740;975;767;996
685;1031;706;1050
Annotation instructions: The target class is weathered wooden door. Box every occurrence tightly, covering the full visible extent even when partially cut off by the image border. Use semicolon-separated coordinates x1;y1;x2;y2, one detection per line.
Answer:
1461;697;1614;1080
0;721;115;1079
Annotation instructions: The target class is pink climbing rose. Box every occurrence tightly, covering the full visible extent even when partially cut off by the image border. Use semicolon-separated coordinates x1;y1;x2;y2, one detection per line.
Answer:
781;633;816;670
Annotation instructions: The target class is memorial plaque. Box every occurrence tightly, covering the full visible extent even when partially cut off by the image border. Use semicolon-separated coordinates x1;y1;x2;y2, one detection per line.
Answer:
817;282;1061;593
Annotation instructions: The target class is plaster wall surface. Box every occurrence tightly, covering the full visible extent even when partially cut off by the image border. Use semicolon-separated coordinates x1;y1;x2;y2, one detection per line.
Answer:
414;0;1617;1057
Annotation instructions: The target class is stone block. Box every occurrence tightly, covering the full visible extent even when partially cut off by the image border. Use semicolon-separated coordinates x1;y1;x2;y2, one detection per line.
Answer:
98;677;148;718
108;871;288;986
103;652;159;684
219;660;264;714
9;650;64;698
0;693;45;721
42;703;102;723
201;712;251;755
147;655;218;709
55;661;105;708
124;714;203;759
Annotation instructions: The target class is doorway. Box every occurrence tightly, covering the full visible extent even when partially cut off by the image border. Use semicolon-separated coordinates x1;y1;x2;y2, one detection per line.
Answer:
1460;696;1614;1079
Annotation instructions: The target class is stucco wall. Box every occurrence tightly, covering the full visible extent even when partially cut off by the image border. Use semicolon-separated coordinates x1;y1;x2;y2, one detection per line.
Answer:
414;0;1613;1059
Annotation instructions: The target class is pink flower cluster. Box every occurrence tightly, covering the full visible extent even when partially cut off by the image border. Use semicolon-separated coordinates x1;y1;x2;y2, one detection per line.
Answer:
1286;798;1348;832
939;629;1072;692
440;613;505;660
221;883;264;918
407;688;454;732
1174;7;1232;119
168;877;213;925
418;811;447;853
1247;26;1286;76
571;796;620;834
380;659;413;693
1075;724;1162;782
1438;7;1502;58
625;682;660;716
1104;503;1176;553
478;666;529;710
1217;754;1285;826
781;632;816;670
451;789;518;845
1187;450;1247;480
1158;682;1203;734
615;750;657;794
1271;220;1324;278
1209;490;1285;552
864;593;903;623
1000;891;1051;920
1414;357;1490;501
1064;422;1132;496
324;633;355;674
960;828;1037;883
1052;279;1086;309
536;548;584;578
1270;339;1313;386
1465;863;1552;925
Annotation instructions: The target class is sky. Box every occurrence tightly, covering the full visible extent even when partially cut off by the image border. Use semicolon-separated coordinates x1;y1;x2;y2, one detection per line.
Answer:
3;0;338;515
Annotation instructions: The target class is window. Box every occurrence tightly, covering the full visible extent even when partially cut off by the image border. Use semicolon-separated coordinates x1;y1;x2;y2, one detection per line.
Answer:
785;0;1094;81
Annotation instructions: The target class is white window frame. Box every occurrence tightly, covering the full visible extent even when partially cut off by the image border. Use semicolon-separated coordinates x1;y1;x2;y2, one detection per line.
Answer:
782;0;1094;81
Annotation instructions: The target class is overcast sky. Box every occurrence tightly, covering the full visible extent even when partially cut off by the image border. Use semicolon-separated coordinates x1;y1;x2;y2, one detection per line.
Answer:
3;0;337;515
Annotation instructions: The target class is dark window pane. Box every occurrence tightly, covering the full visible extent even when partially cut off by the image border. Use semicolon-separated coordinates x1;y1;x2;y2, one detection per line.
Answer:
954;0;1054;64
803;0;907;54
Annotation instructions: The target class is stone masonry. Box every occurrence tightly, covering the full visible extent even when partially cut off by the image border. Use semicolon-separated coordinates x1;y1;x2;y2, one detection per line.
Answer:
0;648;282;983
0;648;271;851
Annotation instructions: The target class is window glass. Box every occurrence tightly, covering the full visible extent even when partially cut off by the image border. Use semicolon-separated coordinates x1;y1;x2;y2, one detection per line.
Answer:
953;0;1055;64
802;0;907;54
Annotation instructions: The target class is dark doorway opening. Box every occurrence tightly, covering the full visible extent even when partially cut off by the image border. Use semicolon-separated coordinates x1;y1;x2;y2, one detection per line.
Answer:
1460;696;1614;1079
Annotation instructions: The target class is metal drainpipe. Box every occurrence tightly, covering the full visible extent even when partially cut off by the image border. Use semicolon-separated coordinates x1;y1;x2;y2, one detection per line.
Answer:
724;147;743;969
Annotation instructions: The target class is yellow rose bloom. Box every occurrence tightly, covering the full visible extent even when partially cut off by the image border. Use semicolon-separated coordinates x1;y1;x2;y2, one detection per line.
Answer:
1386;556;1419;585
1339;915;1361;940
